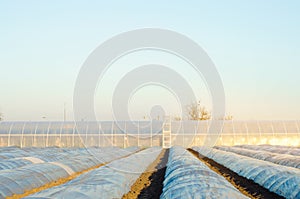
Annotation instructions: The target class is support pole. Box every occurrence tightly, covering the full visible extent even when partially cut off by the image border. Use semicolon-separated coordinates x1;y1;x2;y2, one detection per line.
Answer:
123;122;126;148
271;121;275;142
150;120;153;147
98;123;101;148
231;120;236;146
245;122;249;145
8;123;13;147
20;123;25;148
72;124;75;147
46;122;50;147
111;121;114;147
85;123;89;147
257;121;262;144
33;124;38;147
138;121;140;147
59;122;63;147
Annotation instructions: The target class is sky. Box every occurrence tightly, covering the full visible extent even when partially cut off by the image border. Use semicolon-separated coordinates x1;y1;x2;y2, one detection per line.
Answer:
0;0;299;121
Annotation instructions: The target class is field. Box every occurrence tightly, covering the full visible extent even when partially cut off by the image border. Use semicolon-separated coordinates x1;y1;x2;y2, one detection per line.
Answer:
0;144;299;199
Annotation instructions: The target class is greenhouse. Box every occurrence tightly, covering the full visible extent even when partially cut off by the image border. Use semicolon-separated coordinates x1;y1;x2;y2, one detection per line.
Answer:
0;120;299;148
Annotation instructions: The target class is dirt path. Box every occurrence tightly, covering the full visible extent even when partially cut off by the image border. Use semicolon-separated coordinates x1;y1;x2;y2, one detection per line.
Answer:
188;148;285;199
122;149;169;199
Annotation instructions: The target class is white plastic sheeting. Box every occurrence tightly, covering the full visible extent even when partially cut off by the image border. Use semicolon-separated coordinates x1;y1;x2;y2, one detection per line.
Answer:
0;147;139;198
160;146;248;199
25;147;162;199
0;147;77;170
22;157;45;164
0;163;70;198
216;146;300;169
0;147;138;171
0;158;32;170
236;145;300;156
193;147;300;199
0;146;29;159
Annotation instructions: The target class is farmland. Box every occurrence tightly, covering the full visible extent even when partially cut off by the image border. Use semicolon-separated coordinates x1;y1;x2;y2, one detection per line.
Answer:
0;144;299;199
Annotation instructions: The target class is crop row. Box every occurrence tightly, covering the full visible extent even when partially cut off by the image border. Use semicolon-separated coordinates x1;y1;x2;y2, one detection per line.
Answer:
193;146;300;199
216;146;300;169
236;145;300;156
0;147;139;198
26;147;162;198
161;146;248;199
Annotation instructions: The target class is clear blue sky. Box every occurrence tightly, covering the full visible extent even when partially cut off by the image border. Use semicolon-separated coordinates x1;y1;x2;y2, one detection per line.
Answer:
0;0;299;121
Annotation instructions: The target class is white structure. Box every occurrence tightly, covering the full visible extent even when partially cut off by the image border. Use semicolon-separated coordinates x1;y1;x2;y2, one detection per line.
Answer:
0;120;300;148
162;117;172;148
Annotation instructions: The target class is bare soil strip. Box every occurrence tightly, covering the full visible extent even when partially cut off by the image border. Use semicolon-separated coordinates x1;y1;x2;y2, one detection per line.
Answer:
188;148;285;199
122;149;169;199
7;149;144;199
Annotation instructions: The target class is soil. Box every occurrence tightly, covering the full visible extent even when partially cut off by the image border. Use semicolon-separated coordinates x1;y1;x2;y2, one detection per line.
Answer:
122;149;169;199
188;148;285;199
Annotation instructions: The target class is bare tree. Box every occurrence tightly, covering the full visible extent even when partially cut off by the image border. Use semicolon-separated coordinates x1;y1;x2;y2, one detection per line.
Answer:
0;112;3;121
186;101;211;120
173;116;182;121
199;106;211;120
186;102;199;120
